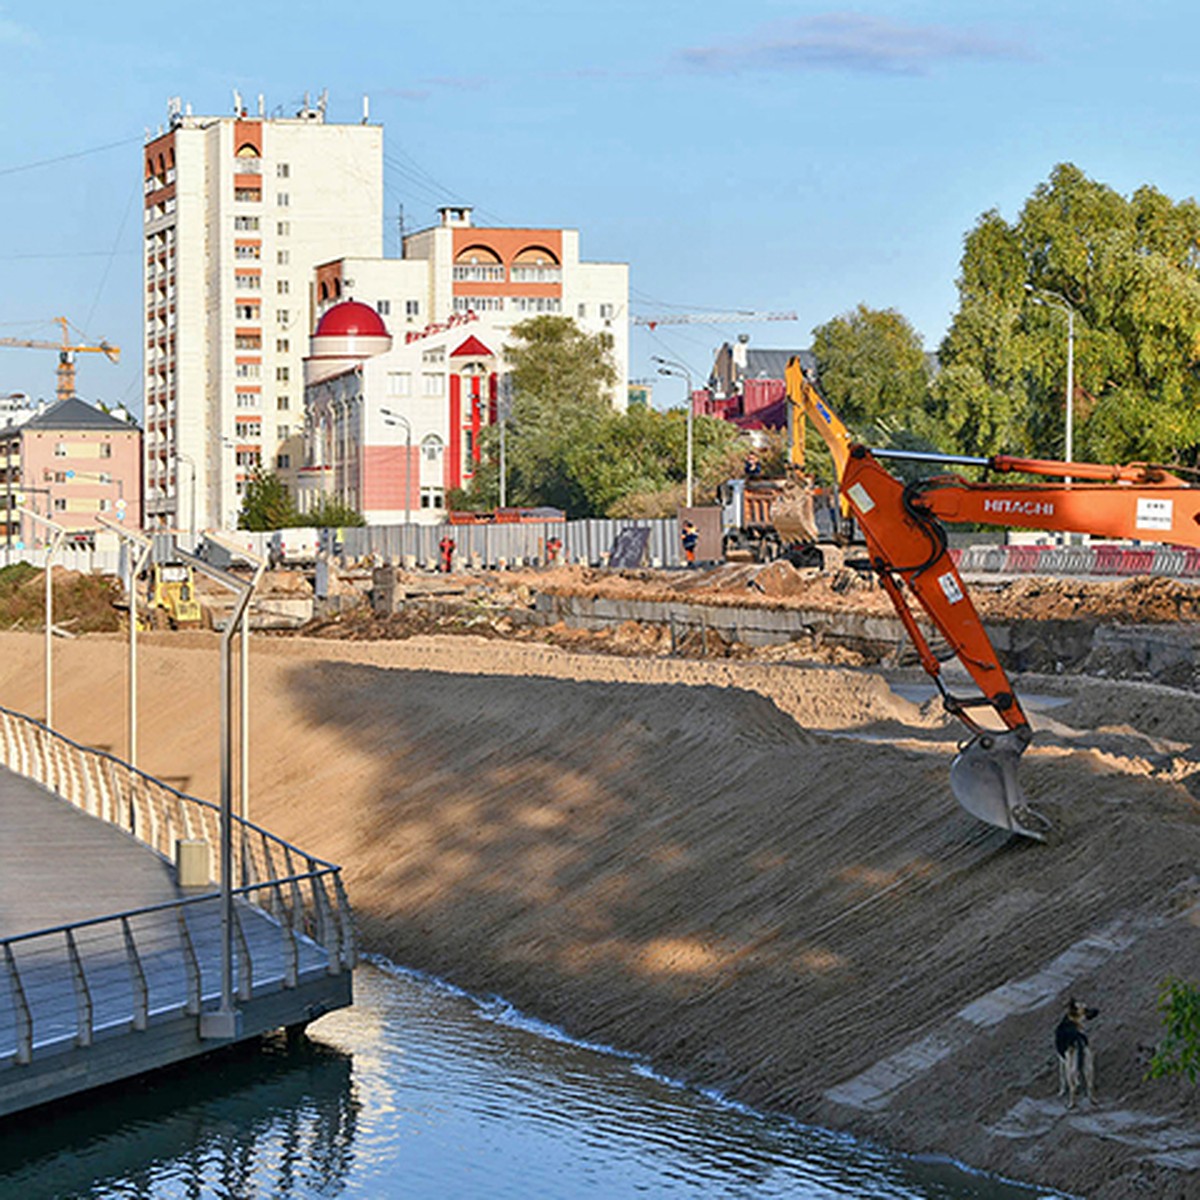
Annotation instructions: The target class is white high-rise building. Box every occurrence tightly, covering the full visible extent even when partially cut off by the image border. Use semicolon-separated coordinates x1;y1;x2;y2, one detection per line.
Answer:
142;94;382;532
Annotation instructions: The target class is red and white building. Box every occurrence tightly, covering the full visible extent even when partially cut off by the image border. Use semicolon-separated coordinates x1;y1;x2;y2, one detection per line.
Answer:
299;301;498;524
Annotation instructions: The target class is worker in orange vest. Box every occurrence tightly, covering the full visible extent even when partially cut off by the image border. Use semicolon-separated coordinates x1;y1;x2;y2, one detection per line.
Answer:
439;536;455;574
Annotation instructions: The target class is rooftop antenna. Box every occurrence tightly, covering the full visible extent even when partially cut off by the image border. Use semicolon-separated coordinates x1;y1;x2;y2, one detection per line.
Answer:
232;88;243;116
258;94;265;117
318;89;329;119
362;94;370;124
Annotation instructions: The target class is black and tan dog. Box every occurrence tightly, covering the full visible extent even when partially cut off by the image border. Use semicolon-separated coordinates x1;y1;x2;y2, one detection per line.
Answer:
1056;997;1099;1108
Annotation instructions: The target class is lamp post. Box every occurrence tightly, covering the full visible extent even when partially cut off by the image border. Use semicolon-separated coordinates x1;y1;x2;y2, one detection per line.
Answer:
177;451;197;549
18;507;65;728
652;356;695;507
380;408;413;527
1026;286;1076;466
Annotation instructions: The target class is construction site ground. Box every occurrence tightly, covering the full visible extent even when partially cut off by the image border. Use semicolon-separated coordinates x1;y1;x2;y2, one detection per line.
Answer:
2;561;1199;1198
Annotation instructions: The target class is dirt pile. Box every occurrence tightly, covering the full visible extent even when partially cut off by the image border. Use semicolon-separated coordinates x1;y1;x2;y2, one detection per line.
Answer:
1;630;1197;1198
0;565;121;634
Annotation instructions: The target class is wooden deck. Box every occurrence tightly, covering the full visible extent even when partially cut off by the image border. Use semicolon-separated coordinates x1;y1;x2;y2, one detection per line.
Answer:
0;766;351;1118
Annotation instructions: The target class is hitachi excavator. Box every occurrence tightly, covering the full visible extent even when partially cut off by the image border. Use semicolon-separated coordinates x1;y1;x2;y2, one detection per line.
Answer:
785;357;1200;841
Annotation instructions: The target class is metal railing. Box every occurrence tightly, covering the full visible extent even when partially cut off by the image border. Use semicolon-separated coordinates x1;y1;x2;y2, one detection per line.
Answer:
0;704;355;1066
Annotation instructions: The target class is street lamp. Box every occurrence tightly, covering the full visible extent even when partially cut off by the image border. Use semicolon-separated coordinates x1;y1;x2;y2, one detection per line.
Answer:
380;408;413;527
1026;285;1076;466
18;507;65;728
652;355;695;507
176;451;198;549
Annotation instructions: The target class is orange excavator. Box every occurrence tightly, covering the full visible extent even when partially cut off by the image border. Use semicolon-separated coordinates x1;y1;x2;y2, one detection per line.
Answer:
785;357;1200;840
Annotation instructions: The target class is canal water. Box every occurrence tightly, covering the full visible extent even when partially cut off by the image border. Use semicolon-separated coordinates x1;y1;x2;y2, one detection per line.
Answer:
0;960;1066;1199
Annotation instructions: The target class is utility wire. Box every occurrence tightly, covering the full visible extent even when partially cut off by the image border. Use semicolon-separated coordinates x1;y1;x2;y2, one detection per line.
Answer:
0;135;142;179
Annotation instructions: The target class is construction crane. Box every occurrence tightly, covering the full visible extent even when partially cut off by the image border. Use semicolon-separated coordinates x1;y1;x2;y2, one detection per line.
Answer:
0;316;120;402
633;310;797;332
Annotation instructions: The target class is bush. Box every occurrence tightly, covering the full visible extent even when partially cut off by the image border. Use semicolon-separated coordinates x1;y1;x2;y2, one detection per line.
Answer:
1147;977;1200;1084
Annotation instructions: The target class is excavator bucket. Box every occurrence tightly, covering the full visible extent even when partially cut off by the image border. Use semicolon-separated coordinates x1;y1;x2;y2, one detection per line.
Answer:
949;728;1046;841
771;478;820;547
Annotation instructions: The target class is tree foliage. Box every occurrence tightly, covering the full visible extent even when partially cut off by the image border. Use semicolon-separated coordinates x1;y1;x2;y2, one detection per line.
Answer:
238;469;364;530
811;303;932;437
238;468;297;531
1148;977;1200;1085
936;163;1200;465
462;316;740;517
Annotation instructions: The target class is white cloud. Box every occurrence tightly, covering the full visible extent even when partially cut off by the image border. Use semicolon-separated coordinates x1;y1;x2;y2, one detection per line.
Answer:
681;13;1032;77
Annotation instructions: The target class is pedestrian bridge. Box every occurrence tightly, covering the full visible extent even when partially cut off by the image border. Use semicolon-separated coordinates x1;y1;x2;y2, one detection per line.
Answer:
0;704;354;1118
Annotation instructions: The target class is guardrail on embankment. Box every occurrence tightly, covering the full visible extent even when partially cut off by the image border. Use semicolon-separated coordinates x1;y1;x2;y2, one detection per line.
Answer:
0;705;355;1115
951;543;1200;578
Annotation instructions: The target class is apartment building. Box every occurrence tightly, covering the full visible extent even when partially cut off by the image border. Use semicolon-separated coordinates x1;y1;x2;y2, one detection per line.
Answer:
313;206;629;410
142;95;382;533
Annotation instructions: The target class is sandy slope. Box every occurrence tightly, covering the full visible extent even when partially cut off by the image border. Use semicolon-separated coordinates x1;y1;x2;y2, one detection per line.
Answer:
1;628;1198;1199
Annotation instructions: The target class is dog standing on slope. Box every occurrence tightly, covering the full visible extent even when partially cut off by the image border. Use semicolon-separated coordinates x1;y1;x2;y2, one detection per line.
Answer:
1056;997;1099;1108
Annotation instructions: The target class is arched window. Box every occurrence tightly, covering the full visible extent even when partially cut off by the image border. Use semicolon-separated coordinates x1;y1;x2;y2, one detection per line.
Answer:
453;245;504;282
512;245;562;283
236;143;260;158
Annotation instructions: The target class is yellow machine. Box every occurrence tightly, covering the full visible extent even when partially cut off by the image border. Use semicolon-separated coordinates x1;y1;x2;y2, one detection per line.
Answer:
147;561;202;628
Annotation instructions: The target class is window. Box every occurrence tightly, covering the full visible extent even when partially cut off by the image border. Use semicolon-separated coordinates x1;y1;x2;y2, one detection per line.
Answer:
422;373;444;397
387;372;411;396
54;442;67;457
276;309;289;326
53;470;67;483
511;265;562;282
236;332;262;350
276;366;290;382
236;303;260;321
99;497;111;513
235;273;261;290
277;453;291;469
453;264;505;282
405;299;419;317
277;394;290;410
234;188;261;203
599;303;615;320
462;431;475;473
276;192;289;207
234;215;260;231
377;299;391;315
278;425;290;440
578;303;587;319
512;297;562;314
453;296;504;313
235;243;261;260
276;163;290;178
421;434;444;462
277;221;290;236
53;497;66;512
277;249;290;265
236;392;261;409
276;338;289;353
236;363;261;379
276;279;290;294
420;486;445;509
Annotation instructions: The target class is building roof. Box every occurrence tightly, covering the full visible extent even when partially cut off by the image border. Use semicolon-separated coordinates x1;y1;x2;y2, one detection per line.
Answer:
450;335;494;358
314;300;389;339
22;397;138;432
741;349;817;381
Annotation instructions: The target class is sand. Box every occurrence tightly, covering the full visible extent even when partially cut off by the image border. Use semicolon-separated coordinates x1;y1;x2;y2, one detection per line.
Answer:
1;627;1198;1199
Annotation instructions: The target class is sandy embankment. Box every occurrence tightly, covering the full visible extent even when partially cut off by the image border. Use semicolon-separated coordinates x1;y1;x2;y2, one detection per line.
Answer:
1;629;1198;1199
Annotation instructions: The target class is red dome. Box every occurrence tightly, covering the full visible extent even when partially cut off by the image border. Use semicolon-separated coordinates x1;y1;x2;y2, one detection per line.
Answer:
315;300;389;339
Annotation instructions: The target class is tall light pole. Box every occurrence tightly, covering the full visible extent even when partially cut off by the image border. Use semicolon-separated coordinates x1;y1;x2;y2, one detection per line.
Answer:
19;507;65;728
652;356;695;507
1026;286;1076;466
381;408;413;527
176;451;197;549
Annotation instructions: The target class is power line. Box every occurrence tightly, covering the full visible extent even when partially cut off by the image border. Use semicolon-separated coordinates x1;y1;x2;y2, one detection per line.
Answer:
0;135;142;179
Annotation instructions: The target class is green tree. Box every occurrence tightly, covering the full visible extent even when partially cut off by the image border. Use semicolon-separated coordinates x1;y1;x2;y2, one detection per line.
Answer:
1147;977;1200;1085
237;468;298;531
936;163;1200;464
298;496;365;528
811;304;932;438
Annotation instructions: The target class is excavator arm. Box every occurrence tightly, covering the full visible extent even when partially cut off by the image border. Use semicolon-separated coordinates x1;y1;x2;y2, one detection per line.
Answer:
789;372;1200;841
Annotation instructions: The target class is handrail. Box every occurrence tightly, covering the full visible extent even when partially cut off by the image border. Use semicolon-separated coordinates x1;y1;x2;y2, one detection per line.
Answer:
0;702;356;1068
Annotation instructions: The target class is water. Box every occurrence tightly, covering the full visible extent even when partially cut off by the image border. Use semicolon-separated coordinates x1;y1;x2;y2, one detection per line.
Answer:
0;962;1066;1199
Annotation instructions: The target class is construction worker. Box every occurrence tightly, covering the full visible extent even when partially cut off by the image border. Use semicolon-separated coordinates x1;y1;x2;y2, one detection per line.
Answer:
744;450;763;479
438;536;455;574
681;520;698;567
546;535;563;566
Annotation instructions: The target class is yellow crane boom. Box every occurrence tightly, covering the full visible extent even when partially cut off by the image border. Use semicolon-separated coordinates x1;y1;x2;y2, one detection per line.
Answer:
0;316;120;402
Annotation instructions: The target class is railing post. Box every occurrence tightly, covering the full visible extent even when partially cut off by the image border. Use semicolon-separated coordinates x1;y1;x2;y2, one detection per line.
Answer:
177;909;202;1017
332;872;358;971
274;883;299;989
4;944;32;1065
121;917;148;1032
232;906;253;1002
65;929;93;1048
310;871;340;974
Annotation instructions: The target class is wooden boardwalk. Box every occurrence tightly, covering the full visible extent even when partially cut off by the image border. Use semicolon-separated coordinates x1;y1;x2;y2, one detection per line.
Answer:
0;765;352;1118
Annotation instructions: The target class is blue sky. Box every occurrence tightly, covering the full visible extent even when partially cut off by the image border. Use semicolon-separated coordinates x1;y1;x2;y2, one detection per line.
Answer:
2;1;1199;411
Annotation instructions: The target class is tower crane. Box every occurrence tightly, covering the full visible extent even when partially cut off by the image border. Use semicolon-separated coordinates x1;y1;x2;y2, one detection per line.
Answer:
633;310;797;332
0;317;120;402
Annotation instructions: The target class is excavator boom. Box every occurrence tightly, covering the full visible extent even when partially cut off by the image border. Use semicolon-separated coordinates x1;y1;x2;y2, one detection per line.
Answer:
793;380;1200;841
